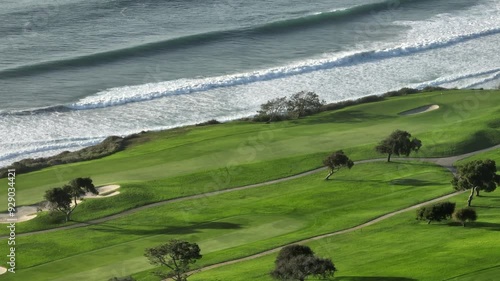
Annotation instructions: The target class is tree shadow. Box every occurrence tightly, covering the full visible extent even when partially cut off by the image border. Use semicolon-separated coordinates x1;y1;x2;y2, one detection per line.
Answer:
447;221;500;231
333;178;383;184
472;205;500;209
390;179;440;187
334;277;417;281
300;110;392;125
87;221;242;235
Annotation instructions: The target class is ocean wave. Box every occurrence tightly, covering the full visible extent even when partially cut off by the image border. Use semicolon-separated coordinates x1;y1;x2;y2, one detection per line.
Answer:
0;0;424;79
413;68;500;89
68;27;500;110
463;71;500;89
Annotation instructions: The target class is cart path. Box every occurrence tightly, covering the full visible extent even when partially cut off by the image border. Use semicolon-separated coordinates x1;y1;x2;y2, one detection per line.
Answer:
185;190;465;277
2;144;498;238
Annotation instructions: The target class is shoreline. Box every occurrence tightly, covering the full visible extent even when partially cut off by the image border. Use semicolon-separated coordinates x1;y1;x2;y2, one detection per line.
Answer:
1;87;494;177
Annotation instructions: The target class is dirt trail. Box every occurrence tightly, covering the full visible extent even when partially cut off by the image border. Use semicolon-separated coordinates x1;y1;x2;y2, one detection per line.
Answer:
1;144;498;239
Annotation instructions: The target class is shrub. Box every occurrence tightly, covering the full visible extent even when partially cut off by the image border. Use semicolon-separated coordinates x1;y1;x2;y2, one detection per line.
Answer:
416;201;456;224
453;207;477;227
195;119;221;126
0;136;126;178
108;276;136;281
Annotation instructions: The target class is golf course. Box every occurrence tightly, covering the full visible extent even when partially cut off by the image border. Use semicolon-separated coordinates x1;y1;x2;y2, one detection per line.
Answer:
0;89;499;280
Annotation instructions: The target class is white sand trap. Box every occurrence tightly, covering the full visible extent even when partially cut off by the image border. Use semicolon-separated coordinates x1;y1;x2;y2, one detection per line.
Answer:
83;185;120;198
0;266;7;275
0;185;121;223
399;104;440;116
0;206;39;223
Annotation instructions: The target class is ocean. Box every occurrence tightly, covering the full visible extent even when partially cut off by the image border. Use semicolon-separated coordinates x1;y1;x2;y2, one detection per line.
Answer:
1;0;499;167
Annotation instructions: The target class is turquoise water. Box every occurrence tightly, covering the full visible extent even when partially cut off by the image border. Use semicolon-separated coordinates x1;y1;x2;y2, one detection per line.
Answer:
1;0;499;165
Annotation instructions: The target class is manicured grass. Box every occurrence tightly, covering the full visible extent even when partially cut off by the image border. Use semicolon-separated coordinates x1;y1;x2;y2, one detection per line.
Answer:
455;148;500;166
1;90;499;208
2;152;325;234
0;161;454;281
188;191;500;281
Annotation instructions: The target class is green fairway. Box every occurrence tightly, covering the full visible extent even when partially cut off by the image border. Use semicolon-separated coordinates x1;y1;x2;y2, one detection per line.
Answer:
0;90;498;281
188;187;500;281
1;90;499;209
0;161;455;281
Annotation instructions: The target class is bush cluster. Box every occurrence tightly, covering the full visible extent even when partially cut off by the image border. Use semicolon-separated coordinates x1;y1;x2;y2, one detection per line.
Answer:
195;119;221;126
256;87;450;122
0;136;126;178
416;201;456;224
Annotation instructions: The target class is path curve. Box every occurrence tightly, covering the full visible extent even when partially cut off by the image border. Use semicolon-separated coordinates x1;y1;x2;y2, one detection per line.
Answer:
188;190;466;277
1;144;498;239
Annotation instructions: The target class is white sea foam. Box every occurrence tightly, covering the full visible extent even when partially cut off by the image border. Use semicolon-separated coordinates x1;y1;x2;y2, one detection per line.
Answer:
69;26;500;110
412;68;500;89
1;1;499;168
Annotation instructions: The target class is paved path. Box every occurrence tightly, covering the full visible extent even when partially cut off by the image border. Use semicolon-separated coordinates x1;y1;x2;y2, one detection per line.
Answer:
1;144;498;239
172;144;500;277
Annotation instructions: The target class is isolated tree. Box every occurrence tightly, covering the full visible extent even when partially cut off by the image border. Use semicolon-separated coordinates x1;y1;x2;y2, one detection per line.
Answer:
257;96;288;122
323;150;354;180
65;177;98;206
416;201;455;224
375;130;422;162
144;240;202;281
44;187;73;222
271;244;336;281
453;208;477;227
452;159;499;207
286;91;324;118
44;177;98;222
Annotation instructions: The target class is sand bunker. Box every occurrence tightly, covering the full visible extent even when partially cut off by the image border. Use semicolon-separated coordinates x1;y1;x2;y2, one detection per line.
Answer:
0;266;7;275
0;206;38;223
399;104;440;116
0;185;120;223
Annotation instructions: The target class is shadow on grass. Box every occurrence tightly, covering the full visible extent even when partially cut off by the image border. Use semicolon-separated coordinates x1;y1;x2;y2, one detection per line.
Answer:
472;204;500;209
333;179;383;184
447;221;500;231
389;179;441;186
85;221;243;235
335;277;417;281
300;110;392;125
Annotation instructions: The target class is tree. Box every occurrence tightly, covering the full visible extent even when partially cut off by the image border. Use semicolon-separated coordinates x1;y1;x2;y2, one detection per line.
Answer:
452;159;500;207
44;177;98;222
375;130;422;162
416;201;455;224
453;207;477;227
65;177;98;206
257;96;288;122
144;240;202;281
271;245;336;281
286;91;324;118
323;150;354;180
44;187;73;222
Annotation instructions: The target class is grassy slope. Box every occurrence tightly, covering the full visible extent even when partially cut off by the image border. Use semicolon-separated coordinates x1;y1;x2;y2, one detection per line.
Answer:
1;90;499;208
0;162;454;281
186;150;500;281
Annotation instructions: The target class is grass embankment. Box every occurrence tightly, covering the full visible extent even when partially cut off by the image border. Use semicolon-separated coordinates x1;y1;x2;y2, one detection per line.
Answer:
0;162;453;281
1;90;499;210
185;150;500;281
